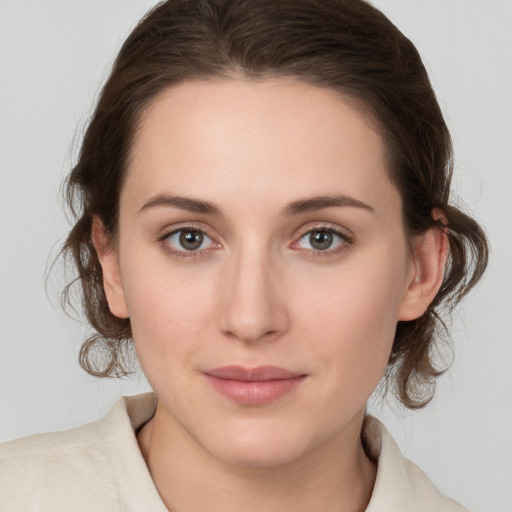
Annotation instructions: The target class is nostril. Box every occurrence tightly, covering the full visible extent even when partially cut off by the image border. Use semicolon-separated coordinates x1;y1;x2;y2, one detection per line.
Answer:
219;302;288;344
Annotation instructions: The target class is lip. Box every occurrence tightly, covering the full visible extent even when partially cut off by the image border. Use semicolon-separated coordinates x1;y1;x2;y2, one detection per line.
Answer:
204;365;307;405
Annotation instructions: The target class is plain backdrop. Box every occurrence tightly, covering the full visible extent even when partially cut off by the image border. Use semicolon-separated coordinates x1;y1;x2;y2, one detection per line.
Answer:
0;1;511;511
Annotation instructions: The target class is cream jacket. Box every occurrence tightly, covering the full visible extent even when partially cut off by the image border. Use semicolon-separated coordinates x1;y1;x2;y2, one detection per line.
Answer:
0;393;468;511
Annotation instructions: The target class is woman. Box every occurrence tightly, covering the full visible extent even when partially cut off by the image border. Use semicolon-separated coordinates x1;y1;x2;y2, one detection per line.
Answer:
0;0;490;510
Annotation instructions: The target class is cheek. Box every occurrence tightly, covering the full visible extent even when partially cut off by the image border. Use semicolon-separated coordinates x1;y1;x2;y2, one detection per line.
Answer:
294;254;408;386
121;259;218;363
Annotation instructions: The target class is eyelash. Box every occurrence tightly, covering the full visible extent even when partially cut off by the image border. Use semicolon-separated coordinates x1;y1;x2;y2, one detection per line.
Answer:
292;224;354;258
158;224;218;259
158;224;354;260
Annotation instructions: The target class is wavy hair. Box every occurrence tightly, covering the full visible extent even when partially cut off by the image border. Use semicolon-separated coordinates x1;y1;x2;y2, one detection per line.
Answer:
61;0;488;408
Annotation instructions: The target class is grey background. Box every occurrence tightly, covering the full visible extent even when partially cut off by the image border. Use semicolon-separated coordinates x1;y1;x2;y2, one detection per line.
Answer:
1;1;511;510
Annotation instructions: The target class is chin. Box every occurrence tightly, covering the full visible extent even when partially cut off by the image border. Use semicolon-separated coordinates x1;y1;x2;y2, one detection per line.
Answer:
211;442;306;468
199;419;319;468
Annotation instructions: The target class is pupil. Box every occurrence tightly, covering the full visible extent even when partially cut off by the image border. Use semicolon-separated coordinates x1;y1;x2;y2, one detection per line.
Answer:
310;230;333;250
180;230;203;250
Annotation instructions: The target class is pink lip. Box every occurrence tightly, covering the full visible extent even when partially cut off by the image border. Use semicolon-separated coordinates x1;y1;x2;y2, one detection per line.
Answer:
204;365;307;405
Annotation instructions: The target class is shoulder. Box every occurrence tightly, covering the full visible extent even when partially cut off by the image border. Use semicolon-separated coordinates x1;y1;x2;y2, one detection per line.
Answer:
0;393;160;512
0;415;119;511
363;416;469;512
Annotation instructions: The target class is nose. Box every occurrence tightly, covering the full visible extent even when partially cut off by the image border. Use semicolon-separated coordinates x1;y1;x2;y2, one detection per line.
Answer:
218;247;289;344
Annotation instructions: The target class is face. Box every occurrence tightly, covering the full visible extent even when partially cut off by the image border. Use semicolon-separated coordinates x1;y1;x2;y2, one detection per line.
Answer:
97;79;433;467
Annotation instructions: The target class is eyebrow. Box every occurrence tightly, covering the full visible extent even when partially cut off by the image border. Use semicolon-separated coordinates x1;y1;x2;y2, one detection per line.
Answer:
139;194;222;215
281;195;374;216
138;193;374;216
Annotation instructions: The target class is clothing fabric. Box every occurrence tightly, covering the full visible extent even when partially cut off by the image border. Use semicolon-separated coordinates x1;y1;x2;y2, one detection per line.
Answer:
0;393;468;511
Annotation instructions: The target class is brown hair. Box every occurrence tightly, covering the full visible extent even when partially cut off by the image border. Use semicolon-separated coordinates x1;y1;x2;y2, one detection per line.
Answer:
62;0;488;408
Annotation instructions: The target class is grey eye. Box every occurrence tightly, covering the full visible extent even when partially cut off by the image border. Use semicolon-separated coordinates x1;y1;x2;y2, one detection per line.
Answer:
180;230;203;250
298;229;344;251
166;229;213;251
310;230;333;250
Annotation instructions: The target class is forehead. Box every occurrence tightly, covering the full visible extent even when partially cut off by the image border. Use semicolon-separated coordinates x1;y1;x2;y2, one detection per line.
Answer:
124;79;400;217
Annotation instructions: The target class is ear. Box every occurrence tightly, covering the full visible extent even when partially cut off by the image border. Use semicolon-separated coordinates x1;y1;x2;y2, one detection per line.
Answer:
398;214;449;321
91;216;129;319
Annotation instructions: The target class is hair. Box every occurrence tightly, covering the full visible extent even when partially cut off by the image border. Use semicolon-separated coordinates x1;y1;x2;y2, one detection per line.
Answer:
61;0;488;408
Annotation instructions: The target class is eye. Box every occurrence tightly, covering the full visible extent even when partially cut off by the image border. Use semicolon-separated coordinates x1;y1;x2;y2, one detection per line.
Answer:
296;228;347;251
164;229;214;253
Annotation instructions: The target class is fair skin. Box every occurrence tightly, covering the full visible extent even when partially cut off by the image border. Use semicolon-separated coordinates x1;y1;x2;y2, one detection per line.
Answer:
93;79;447;511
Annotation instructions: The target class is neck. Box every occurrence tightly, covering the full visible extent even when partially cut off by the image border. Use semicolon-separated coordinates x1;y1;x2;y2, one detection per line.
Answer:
137;405;376;512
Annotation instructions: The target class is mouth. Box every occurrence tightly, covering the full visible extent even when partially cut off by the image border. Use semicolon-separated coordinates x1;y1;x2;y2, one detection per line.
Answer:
204;365;307;406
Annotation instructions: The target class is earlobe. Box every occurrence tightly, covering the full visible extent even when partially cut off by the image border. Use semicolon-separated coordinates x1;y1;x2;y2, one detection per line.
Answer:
398;221;449;321
91;216;129;319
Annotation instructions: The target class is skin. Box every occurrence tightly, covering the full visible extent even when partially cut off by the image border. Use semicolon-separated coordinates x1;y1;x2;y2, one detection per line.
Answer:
93;79;447;511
